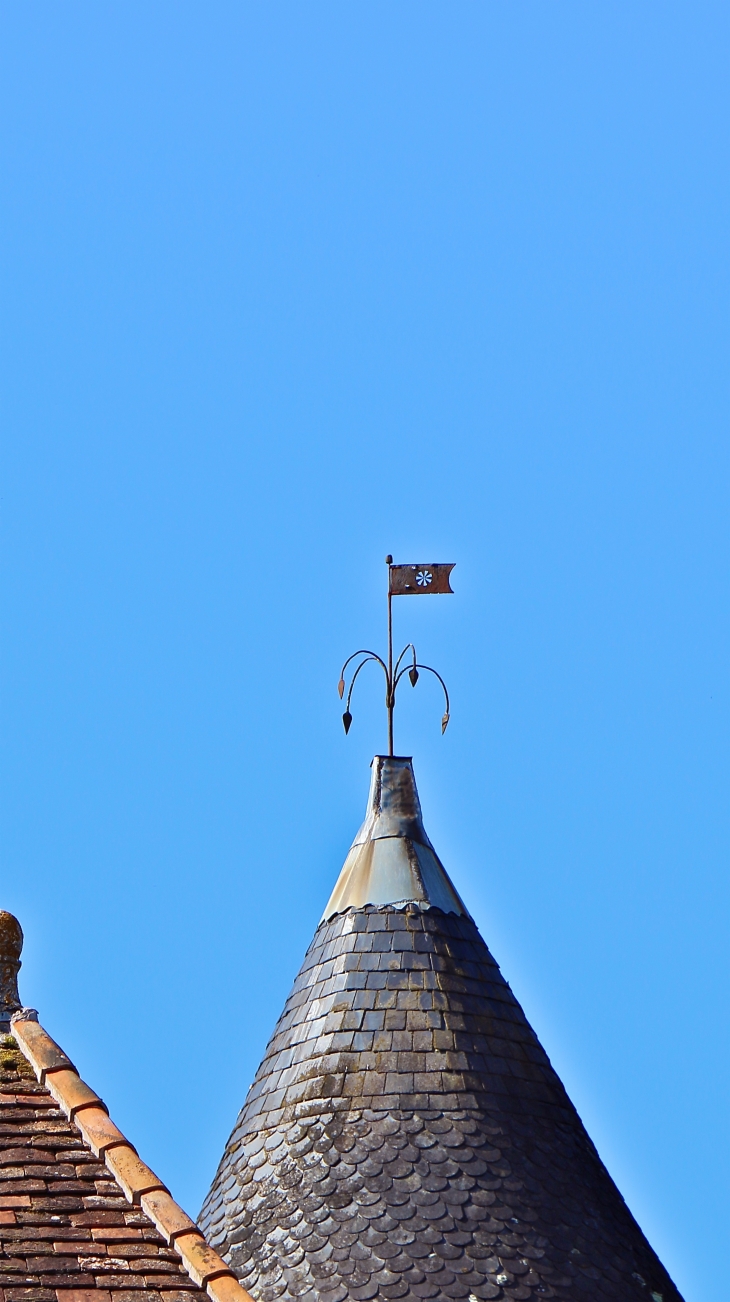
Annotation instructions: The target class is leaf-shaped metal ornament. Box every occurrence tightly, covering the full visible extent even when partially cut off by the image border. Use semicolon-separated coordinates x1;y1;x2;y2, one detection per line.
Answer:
441;711;450;734
342;710;353;735
337;677;345;699
409;667;419;686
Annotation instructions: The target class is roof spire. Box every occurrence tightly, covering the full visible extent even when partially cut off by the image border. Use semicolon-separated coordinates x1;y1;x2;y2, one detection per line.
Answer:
337;554;455;753
200;754;685;1302
0;910;23;1029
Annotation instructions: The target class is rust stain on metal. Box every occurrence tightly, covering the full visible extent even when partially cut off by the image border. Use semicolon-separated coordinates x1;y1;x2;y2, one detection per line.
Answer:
388;561;455;595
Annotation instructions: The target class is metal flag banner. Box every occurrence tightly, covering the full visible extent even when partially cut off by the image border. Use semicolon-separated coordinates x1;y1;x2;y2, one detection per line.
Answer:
388;563;455;595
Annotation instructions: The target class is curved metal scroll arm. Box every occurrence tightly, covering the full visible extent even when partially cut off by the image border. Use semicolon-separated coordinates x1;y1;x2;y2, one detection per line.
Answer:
338;640;450;744
337;650;389;735
392;643;416;681
393;662;451;734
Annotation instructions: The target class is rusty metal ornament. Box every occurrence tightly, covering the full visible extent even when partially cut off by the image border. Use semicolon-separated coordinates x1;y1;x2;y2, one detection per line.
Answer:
337;556;454;755
388;562;455;595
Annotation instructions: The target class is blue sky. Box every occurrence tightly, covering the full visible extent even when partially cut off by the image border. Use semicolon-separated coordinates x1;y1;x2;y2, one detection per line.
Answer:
2;5;729;1299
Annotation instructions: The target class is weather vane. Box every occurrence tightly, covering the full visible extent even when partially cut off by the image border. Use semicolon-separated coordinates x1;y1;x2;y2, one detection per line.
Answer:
338;555;455;756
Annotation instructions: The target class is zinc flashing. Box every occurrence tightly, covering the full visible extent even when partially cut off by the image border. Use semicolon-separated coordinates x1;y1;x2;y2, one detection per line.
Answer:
322;755;468;919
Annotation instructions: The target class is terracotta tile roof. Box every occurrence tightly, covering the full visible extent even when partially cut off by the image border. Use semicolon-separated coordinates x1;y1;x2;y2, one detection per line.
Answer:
0;912;253;1302
200;758;683;1302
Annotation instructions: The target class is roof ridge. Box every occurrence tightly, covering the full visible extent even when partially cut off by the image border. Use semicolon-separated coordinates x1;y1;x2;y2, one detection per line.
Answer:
10;1009;254;1302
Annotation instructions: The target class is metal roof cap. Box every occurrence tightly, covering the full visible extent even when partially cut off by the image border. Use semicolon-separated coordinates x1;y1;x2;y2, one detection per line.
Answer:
322;755;468;920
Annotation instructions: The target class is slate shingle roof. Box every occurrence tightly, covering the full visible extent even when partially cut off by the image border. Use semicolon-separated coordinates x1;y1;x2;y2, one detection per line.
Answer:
199;758;683;1302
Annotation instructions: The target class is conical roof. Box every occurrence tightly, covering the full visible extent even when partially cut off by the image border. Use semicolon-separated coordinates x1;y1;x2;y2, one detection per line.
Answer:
200;758;682;1302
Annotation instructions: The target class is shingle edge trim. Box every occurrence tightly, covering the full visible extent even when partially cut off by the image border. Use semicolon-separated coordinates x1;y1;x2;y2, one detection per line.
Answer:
10;1010;256;1302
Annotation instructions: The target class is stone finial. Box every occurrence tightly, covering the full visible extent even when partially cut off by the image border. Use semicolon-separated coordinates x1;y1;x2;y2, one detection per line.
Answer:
0;911;23;1027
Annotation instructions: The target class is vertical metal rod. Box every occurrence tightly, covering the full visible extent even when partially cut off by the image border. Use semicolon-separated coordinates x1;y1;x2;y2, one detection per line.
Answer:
386;555;394;756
